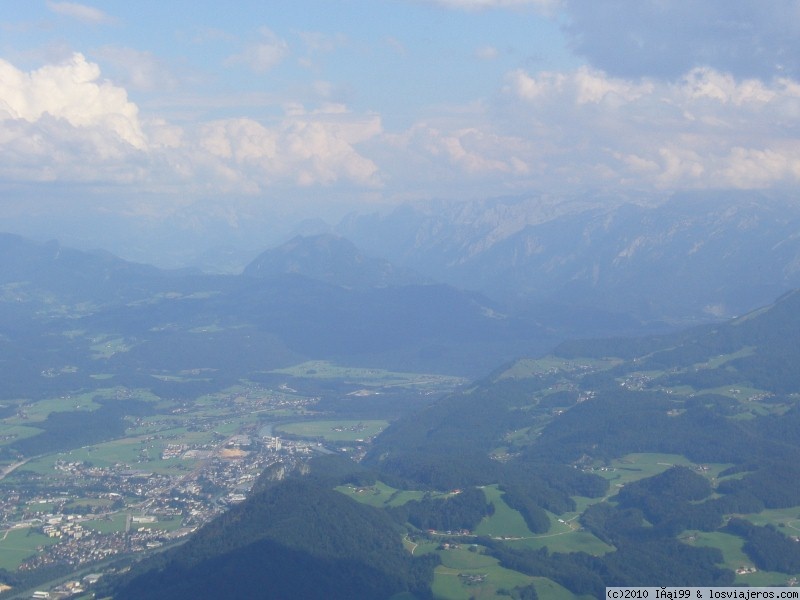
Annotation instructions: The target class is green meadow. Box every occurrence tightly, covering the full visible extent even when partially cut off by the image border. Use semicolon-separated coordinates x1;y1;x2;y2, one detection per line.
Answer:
276;419;388;442
474;485;534;539
0;527;59;570
432;545;534;599
599;453;696;487
741;506;800;531
681;530;752;571
475;485;612;555
337;481;451;508
270;361;465;390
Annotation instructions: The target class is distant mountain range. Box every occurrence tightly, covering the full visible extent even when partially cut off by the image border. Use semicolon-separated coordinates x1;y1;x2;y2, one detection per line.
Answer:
243;233;427;289
8;189;798;332
0;232;545;398
338;191;800;325
5;189;800;398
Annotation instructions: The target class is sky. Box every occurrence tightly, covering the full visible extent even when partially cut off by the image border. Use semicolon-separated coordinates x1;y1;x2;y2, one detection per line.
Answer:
1;1;800;259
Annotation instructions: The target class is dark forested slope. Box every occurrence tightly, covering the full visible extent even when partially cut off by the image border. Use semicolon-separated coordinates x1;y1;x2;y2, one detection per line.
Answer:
108;476;437;600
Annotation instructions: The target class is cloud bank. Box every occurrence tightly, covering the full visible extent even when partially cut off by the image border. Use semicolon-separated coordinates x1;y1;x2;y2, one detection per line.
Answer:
0;54;381;192
0;47;799;200
502;65;800;189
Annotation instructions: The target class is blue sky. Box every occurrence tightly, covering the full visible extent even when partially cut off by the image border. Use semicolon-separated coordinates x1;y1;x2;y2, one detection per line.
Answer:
2;1;576;130
1;1;799;242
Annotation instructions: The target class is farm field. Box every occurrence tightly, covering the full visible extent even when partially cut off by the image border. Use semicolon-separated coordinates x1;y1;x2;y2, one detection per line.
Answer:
430;541;598;599
20;428;212;476
0;527;60;570
275;419;388;442
83;513;130;534
83;514;183;534
270;360;466;390
741;506;800;530
431;545;534;600
476;485;613;555
591;453;730;489
337;481;454;508
474;485;535;539
530;577;595;600
731;569;799;588
505;525;613;555
338;481;425;507
681;530;752;572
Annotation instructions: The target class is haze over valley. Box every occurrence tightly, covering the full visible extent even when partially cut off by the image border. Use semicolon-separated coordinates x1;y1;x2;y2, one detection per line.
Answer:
2;2;800;599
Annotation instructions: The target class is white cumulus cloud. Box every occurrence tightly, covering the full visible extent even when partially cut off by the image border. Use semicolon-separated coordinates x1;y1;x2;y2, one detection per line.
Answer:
189;107;382;191
503;65;800;189
0;54;383;193
383;121;531;190
0;53;146;149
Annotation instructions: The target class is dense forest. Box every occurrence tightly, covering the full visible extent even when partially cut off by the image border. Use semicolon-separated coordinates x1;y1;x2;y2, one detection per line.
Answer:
390;486;494;532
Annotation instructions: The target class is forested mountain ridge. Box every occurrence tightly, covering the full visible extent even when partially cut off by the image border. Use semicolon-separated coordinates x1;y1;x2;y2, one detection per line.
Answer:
105;474;438;600
369;286;800;481
0;232;192;309
555;288;800;393
355;287;800;593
